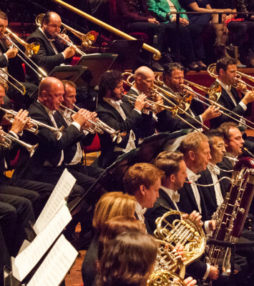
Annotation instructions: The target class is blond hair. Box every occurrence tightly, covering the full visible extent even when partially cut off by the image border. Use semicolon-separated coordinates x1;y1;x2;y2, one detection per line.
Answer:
93;192;136;233
179;132;208;155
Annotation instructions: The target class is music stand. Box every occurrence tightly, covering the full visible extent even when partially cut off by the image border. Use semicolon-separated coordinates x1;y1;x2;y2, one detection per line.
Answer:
77;53;118;86
109;40;144;72
49;65;92;87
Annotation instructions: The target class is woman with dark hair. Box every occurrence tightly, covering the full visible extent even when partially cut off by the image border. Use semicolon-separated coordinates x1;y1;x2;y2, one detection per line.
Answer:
98;230;158;286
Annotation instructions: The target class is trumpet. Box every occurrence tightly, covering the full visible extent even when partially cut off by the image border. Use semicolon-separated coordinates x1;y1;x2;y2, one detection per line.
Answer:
0;130;38;157
4;30;47;80
35;13;98;55
60;104;125;143
123;72;209;131
0;107;64;140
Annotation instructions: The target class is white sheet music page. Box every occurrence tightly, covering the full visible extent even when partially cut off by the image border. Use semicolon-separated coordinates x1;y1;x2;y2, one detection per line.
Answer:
33;168;76;234
12;204;72;282
27;235;78;286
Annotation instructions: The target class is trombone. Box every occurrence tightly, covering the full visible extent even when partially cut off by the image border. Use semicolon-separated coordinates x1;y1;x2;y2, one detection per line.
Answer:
0;70;26;95
35;13;97;56
0;107;64;140
123;72;209;131
0;130;38;157
60;104;125;143
4;29;47;80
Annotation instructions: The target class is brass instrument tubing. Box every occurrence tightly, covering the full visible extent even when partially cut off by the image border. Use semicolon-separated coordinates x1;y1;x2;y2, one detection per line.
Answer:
5;35;47;78
0;72;26;95
55;33;86;56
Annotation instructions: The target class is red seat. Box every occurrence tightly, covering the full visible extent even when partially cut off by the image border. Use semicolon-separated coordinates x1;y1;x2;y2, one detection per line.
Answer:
83;133;101;165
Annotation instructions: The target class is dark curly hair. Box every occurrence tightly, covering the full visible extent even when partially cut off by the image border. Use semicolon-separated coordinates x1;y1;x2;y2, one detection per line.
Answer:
98;70;123;102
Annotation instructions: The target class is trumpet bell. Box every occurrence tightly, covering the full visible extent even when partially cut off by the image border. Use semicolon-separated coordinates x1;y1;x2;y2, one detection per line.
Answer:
29;143;39;157
25;42;41;57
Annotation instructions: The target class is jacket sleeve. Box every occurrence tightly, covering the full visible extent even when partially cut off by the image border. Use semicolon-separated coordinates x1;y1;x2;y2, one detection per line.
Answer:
0;54;8;68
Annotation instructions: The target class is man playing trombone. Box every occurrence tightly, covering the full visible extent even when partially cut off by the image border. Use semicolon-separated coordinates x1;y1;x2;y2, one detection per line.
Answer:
26;11;76;84
0;11;38;109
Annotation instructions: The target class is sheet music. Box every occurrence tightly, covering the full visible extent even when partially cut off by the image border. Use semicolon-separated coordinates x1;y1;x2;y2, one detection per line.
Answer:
12;204;72;282
27;235;78;286
33;169;76;234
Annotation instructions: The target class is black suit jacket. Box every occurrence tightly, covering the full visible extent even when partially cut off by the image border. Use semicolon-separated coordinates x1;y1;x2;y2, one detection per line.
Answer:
13;101;83;181
53;111;95;164
145;188;208;279
26;28;72;83
0;40;25;82
178;179;210;222
145;188;180;232
217;157;233;192
198;168;228;218
209;81;250;129
96;99;143;168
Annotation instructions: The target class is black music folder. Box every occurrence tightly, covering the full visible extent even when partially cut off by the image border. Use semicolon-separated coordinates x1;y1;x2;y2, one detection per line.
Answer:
77;53;118;86
48;65;92;87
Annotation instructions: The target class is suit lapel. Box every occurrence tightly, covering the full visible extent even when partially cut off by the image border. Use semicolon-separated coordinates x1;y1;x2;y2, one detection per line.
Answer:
54;111;68;128
32;101;55;127
101;101;125;122
203;169;217;208
184;181;199;211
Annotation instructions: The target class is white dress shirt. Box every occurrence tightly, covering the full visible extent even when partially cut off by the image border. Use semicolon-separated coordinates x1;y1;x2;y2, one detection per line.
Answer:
103;97;137;153
186;168;211;279
135;201;147;223
160;185;180;211
38;101;80;167
59;108;83;165
207;163;224;207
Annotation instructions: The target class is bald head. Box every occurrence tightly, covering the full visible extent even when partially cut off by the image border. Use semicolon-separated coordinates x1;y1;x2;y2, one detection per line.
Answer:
38;77;64;111
133;66;155;94
42;12;61;38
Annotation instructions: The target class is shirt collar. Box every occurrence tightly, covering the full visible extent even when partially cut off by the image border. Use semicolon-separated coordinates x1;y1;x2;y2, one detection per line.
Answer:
207;163;220;176
103;97;122;106
135;201;147;216
39;27;55;42
130;86;142;95
216;79;231;93
160;185;180;203
37;100;56;116
186;168;201;182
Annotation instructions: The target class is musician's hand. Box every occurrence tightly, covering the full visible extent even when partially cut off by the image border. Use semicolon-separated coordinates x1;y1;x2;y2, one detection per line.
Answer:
72;109;90;126
235;82;247;93
174;244;186;261
59;34;71;44
208;266;219;280
0;127;5;143
10;109;29;134
242;91;254;105
201;106;221;121
188;210;203;226
208;220;216;231
134;94;146;111
25;118;34;131
63;46;76;59
184;277;197;286
180;18;189;26
154;98;164;114
5;48;18;59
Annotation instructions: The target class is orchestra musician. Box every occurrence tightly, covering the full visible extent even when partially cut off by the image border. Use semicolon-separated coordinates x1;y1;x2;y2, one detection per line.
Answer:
159;62;221;132
123;162;165;234
0;11;38;109
26;12;76;84
96;70;148;168
209;57;254;129
144;151;220;282
81;192;137;286
12;77;102;207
